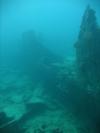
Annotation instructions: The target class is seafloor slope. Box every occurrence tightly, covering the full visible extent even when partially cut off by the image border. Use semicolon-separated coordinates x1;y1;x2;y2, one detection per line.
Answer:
0;64;90;133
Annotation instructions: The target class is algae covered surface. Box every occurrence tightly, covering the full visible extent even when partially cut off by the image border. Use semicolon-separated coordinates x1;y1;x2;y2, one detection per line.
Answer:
0;66;83;133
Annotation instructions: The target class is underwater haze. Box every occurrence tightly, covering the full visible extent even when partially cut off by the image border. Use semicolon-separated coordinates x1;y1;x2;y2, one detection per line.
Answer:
1;0;100;56
0;0;100;133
